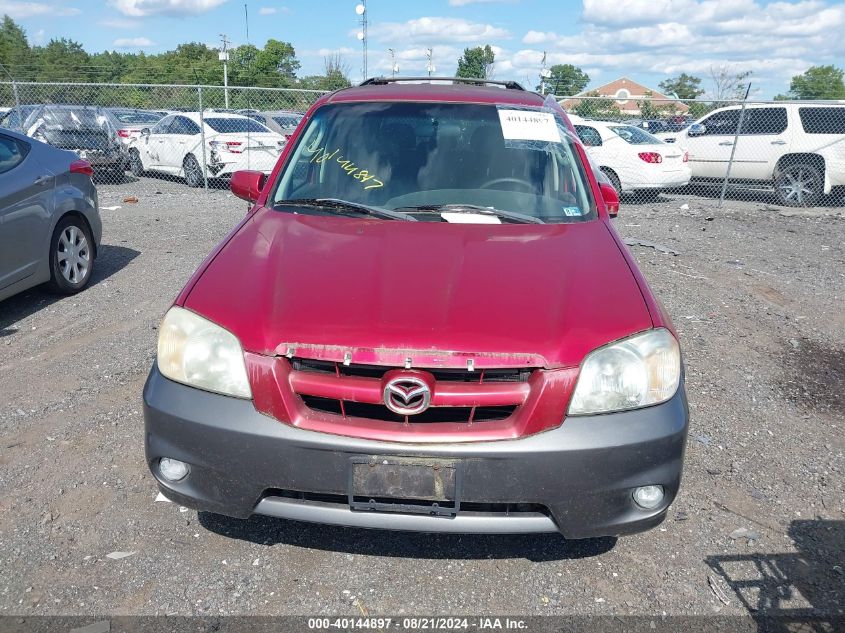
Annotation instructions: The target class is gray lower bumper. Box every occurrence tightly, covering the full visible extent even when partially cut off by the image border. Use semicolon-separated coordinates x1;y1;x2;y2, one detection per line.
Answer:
143;367;689;538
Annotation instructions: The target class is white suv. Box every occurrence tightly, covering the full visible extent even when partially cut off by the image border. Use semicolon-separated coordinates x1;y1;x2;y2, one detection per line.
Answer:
674;103;845;206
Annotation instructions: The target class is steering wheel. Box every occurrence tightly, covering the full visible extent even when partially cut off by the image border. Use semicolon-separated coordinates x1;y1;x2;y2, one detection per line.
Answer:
479;177;535;192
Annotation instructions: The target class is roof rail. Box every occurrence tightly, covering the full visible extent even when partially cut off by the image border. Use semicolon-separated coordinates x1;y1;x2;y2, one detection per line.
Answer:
360;76;525;91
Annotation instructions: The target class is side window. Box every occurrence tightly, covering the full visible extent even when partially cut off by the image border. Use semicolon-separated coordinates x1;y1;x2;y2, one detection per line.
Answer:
575;125;602;147
0;134;28;175
700;109;740;135
741;108;787;135
151;116;174;134
171;116;200;135
799;107;845;134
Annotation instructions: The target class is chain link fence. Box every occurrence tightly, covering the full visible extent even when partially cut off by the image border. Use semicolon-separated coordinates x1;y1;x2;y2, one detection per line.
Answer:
0;81;327;187
556;95;845;207
0;81;843;208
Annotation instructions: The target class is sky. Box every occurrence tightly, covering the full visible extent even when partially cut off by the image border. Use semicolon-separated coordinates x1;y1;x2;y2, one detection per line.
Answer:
2;0;844;98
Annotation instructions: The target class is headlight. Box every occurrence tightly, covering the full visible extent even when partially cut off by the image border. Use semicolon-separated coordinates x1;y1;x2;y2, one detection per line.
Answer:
568;328;680;415
156;306;252;399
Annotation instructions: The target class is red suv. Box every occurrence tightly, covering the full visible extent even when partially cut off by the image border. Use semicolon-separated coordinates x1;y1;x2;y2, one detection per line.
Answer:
144;78;688;538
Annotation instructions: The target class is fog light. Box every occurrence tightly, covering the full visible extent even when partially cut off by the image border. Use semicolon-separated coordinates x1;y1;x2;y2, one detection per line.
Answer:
159;457;189;482
633;485;664;509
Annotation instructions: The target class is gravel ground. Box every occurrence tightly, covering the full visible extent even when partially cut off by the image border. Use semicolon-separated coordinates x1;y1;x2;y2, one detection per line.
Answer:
0;174;842;619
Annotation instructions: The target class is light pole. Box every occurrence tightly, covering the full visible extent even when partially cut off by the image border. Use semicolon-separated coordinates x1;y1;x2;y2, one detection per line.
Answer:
219;33;230;109
539;51;550;95
426;48;435;77
388;48;398;77
355;1;368;82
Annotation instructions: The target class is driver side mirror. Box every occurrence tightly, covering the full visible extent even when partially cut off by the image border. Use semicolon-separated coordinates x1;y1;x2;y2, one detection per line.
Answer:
687;123;705;137
230;170;267;203
599;182;619;218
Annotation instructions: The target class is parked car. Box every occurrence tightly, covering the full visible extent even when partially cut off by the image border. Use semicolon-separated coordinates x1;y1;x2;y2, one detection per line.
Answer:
572;117;691;195
240;109;304;142
7;104;125;180
0;126;101;302
100;107;167;147
128;112;284;186
143;78;689;539
674;103;845;206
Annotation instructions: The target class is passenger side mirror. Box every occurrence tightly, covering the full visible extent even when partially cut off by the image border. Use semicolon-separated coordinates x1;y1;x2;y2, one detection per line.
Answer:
599;182;619;218
230;170;266;203
140;127;151;137
687;123;705;137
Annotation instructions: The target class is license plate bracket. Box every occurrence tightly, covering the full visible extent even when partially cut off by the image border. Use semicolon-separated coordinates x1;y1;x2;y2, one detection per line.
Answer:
348;456;461;517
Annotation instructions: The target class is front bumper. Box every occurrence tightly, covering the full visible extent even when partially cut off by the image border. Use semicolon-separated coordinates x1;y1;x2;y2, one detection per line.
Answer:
143;367;689;538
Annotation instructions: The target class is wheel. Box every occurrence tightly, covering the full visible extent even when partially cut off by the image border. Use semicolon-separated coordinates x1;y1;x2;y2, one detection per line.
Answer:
602;169;622;195
128;149;145;177
48;215;94;295
183;154;204;188
775;163;822;207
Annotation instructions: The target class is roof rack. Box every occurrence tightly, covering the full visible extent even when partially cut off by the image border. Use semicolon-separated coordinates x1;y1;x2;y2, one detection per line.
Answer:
360;76;525;91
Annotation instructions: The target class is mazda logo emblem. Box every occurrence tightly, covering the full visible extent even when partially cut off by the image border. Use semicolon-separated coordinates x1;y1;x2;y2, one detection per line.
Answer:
383;376;431;415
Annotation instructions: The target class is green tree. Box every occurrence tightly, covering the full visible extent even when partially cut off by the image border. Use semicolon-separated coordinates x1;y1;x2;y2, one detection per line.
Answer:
538;64;589;96
456;45;494;79
573;91;621;119
0;15;32;78
35;38;91;82
253;39;300;87
783;65;845;100
658;73;704;100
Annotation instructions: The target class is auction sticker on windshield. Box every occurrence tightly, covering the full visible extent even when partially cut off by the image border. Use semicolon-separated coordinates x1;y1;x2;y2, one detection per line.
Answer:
498;109;560;143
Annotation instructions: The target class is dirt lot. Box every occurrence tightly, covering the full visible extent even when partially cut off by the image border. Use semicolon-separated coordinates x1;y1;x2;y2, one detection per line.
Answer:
0;175;842;620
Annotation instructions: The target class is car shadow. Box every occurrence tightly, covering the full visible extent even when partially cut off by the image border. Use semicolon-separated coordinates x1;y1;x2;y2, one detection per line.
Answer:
705;519;844;632
0;244;140;337
197;512;617;562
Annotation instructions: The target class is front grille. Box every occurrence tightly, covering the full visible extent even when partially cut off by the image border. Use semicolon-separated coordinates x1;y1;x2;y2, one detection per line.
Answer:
292;358;532;383
301;395;516;423
265;489;550;516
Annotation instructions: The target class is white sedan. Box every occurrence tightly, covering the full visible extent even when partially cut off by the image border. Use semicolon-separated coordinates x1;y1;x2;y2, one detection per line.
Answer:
571;117;691;196
128;112;284;187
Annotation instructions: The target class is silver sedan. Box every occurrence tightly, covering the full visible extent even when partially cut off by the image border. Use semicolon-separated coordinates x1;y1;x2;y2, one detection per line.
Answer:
0;126;102;302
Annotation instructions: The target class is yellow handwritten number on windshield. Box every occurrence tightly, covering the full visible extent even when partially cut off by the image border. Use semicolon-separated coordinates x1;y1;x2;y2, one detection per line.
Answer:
306;142;385;191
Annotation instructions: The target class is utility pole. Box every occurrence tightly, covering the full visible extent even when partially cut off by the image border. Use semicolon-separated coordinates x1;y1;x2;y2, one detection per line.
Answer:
539;51;551;95
388;48;398;77
426;48;435;77
219;33;231;109
355;1;368;82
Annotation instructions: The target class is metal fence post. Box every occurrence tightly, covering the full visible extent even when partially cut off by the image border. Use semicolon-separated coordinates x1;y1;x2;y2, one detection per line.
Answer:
11;80;23;133
197;85;208;191
718;84;752;208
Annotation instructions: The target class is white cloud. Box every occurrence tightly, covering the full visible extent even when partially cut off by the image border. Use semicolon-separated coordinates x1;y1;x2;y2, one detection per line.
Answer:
109;0;226;17
522;30;557;45
258;6;275;15
0;2;79;18
113;37;155;47
32;27;45;43
368;17;509;44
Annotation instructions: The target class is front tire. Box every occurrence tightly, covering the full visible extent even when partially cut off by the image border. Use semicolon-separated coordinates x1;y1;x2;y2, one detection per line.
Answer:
775;163;822;207
602;168;622;195
48;215;94;295
183;154;204;188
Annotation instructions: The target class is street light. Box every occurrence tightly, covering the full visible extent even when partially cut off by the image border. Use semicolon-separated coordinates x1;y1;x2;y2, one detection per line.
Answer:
388;48;398;77
426;48;435;77
355;1;367;82
219;33;230;108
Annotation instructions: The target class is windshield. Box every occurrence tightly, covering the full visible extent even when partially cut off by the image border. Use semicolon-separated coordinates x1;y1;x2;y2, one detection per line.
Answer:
272;102;595;223
111;110;164;124
273;114;303;128
608;125;662;145
36;107;101;129
205;117;272;134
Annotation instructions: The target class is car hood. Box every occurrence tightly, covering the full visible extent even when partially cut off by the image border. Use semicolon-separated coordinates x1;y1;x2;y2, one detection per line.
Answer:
184;209;653;369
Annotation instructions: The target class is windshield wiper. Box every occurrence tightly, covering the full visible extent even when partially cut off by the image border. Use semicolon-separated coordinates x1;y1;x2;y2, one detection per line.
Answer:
396;204;544;224
275;198;417;221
